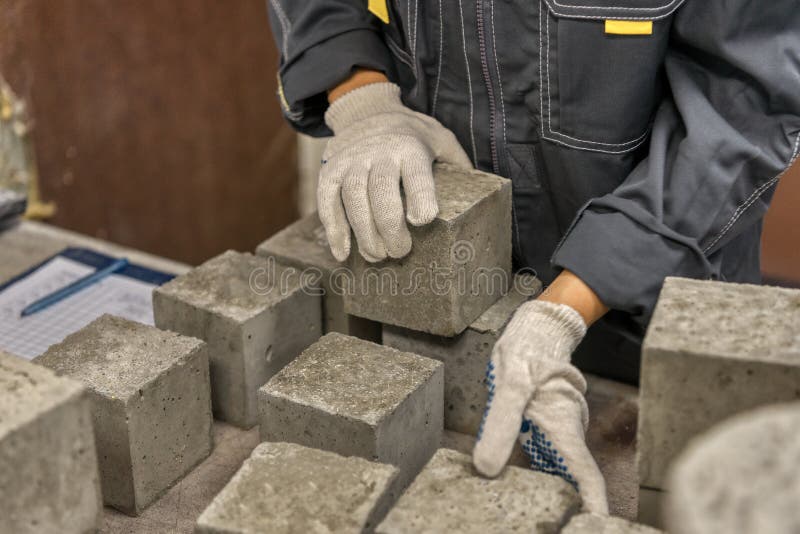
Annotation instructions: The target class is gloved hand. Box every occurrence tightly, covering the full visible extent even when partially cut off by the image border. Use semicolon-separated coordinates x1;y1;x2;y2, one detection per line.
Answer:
320;82;472;262
472;299;608;514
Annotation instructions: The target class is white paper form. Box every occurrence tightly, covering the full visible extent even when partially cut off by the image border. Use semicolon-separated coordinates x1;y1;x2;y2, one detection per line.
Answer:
0;256;156;359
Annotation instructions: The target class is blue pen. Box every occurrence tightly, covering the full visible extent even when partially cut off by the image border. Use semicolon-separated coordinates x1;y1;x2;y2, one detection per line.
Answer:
20;257;130;317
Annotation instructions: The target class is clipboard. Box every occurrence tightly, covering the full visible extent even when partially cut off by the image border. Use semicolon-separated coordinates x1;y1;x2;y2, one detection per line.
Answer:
0;247;175;359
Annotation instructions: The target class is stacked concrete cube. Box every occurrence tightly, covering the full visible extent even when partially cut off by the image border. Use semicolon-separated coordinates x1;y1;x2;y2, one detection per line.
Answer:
35;315;213;515
0;350;102;533
256;212;381;341
258;332;443;490
376;448;580;533
384;273;541;434
665;402;800;534
196;442;399;533
637;277;800;494
345;163;512;337
153;250;322;427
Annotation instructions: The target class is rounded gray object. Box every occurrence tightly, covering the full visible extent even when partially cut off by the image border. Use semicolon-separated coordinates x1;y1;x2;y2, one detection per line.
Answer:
665;402;800;534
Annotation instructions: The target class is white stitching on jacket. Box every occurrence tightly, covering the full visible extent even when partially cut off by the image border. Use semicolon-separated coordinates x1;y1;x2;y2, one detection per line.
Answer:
539;6;547;140
457;0;478;165
538;1;652;153
703;131;800;253
543;0;686;20
269;0;291;57
413;0;419;60
406;0;412;44
550;0;682;11
432;0;444;117
490;0;508;151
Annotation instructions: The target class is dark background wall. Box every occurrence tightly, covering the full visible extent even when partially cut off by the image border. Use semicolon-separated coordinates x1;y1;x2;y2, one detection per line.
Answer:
0;0;297;265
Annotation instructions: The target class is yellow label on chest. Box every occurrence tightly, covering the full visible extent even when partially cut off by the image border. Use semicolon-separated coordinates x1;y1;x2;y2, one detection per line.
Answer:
604;19;653;35
368;0;390;24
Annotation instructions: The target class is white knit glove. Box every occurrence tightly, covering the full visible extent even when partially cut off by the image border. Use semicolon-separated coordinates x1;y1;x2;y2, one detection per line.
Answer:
473;300;608;514
320;82;472;262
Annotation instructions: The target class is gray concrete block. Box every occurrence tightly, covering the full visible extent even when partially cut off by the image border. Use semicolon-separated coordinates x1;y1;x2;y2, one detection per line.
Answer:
256;212;381;341
375;448;580;534
34;315;213;515
258;332;443;490
562;513;661;533
383;273;541;434
0;350;102;534
439;374;641;522
153;250;322;427
637;277;800;489
196;441;399;534
665;402;800;534
345;163;512;337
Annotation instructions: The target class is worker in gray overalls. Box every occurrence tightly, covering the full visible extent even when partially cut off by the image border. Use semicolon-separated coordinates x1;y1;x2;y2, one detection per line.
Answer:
267;0;800;512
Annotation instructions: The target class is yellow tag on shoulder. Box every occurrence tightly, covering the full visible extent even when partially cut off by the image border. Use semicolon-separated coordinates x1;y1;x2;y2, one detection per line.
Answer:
368;0;390;24
604;19;653;35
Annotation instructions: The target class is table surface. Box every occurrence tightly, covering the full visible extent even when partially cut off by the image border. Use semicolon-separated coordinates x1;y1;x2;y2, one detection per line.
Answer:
0;220;191;285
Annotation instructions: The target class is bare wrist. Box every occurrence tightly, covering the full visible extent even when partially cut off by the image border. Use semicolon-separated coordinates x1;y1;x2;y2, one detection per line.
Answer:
537;269;609;326
328;68;389;103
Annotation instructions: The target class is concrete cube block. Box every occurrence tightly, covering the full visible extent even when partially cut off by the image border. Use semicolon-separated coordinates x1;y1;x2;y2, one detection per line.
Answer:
0;350;101;534
256;212;381;341
345;163;512;337
196;441;399;533
562;513;661;534
383;273;541;434
258;332;443;490
665;402;800;534
153;250;322;427
34;315;213;515
637;277;800;490
376;448;580;534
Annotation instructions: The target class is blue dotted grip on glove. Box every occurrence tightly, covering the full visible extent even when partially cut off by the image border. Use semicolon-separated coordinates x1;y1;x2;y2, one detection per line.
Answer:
520;418;579;491
476;361;496;441
477;361;579;490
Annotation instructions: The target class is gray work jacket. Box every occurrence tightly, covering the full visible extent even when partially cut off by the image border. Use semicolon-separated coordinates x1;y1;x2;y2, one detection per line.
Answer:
267;0;800;331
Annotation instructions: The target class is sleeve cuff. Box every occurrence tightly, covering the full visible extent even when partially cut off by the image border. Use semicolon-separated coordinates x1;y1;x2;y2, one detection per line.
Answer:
278;29;395;137
551;197;717;324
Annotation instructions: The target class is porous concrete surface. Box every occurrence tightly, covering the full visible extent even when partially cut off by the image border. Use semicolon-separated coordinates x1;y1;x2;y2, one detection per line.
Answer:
665;402;800;534
375;448;580;534
256;212;381;341
562;513;661;533
103;421;260;533
345;163;512;337
637;277;800;489
35;315;213;515
153;250;322;427
259;332;443;491
97;419;637;532
101;426;499;533
196;442;399;533
384;273;541;434
440;373;639;521
0;350;102;534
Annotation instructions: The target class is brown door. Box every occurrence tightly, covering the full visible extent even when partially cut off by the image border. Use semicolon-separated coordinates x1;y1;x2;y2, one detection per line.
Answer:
0;0;297;265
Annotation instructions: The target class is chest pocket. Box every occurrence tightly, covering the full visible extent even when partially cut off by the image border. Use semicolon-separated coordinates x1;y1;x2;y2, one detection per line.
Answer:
539;0;686;153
